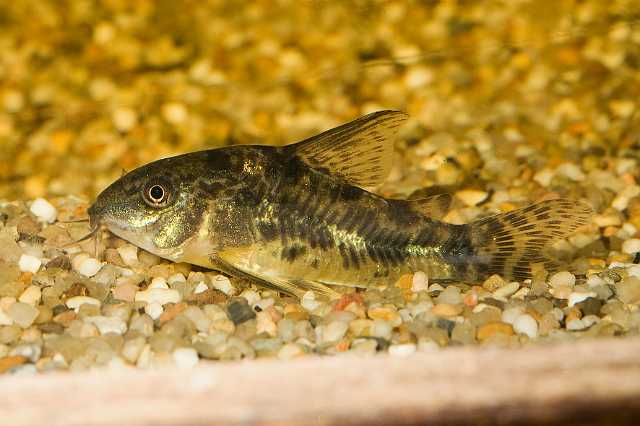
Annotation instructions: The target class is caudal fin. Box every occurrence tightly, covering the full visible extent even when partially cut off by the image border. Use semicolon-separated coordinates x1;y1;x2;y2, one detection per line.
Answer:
468;199;592;281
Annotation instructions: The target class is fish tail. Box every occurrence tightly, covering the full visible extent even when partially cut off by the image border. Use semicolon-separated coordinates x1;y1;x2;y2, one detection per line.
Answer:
466;199;592;281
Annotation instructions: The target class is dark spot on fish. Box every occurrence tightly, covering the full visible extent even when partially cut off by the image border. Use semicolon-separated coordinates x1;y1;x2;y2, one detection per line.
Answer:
205;149;231;172
256;219;278;241
387;200;421;225
281;244;307;262
338;243;350;269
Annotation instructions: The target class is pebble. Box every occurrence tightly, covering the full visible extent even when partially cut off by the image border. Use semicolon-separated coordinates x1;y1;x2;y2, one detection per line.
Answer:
566;319;588;331
301;291;322;311
456;189;489;206
116;246;138;266
277;343;305;360
616;277;640;304
256;311;277;337
85;316;127;335
72;254;103;278
622;239;640;254
66;296;101;311
0;356;27;374
173;347;199;369
493;282;520;298
18;285;41;306
135;288;181;305
370;320;393;340
388;343;417;357
162;102;188;125
436;286;463;305
548;271;576;288
112;107;138;132
411;271;429;292
431;303;463;317
29;198;57;223
568;291;597;307
18;254;41;274
513;314;538;338
7;303;39;328
193;282;208;294
323;320;348;343
477;322;514;341
211;275;234;295
145;303;164;320
227;299;256;325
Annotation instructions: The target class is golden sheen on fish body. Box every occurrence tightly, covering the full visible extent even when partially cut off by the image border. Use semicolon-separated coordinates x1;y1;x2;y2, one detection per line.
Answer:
88;111;592;299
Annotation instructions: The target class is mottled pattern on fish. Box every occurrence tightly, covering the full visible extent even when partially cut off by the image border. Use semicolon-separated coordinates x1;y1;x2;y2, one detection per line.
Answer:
88;111;592;298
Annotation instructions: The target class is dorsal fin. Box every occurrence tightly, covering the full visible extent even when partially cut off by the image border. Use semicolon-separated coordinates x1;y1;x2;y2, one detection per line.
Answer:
408;194;453;220
286;110;408;187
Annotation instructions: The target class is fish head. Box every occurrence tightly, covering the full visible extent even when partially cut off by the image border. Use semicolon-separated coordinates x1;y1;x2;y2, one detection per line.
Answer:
88;155;210;256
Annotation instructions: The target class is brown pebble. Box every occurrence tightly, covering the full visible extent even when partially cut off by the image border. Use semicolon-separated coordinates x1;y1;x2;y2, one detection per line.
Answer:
61;282;88;299
477;322;514;341
186;288;227;305
53;310;76;327
159;302;187;324
46;255;71;270
431;303;463;317
0;355;27;374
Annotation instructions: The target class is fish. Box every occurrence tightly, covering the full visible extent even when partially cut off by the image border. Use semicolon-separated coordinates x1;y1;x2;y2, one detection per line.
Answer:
87;110;592;299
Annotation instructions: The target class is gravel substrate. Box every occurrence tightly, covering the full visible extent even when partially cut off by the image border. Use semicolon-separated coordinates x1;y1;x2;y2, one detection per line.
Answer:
0;1;639;373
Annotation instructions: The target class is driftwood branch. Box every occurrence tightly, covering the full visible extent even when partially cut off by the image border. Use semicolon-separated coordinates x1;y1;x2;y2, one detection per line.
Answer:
1;337;639;425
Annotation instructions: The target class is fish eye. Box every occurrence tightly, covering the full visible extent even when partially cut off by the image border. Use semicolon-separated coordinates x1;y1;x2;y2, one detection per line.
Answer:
143;183;170;207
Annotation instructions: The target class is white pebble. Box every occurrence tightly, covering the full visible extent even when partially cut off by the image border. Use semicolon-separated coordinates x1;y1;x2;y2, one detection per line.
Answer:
162;102;188;125
256;311;277;337
145;302;163;320
116;246;138;266
568;291;597;307
173;347;199;370
193;282;209;294
587;275;607;287
301;291;321;311
0;309;13;326
533;168;555;187
135;288;181;305
112;107;138;132
371;319;392;340
513;314;538;338
168;273;186;284
388;343;417;357
7;302;39;328
411;271;429;293
18;254;41;274
566;319;587;331
548;271;576;288
211;275;234;295
622;239;640;254
73;254;103;277
556;163;585;181
18;285;42;306
66;296;101;311
323;321;348;343
455;189;489;207
277;343;304;360
493;282;520;298
501;307;524;325
149;277;169;289
85;316;127;335
30;198;57;223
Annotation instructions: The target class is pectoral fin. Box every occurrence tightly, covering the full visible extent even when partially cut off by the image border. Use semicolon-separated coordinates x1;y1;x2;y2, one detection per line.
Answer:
212;247;340;300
